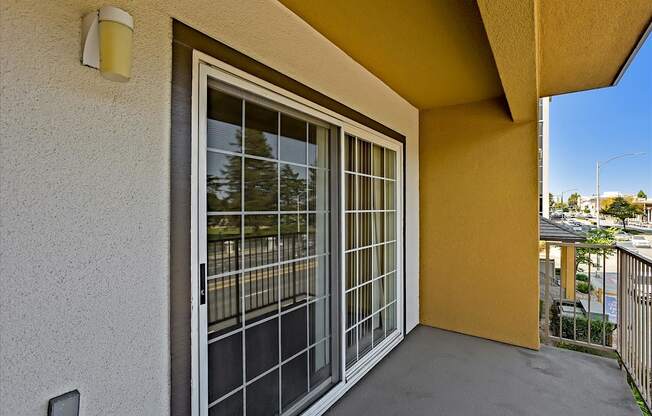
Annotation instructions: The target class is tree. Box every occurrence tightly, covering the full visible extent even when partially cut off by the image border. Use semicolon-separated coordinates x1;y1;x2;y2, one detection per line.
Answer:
638;190;647;199
575;228;615;275
549;193;555;210
567;192;581;210
601;197;643;231
553;201;568;212
207;130;242;212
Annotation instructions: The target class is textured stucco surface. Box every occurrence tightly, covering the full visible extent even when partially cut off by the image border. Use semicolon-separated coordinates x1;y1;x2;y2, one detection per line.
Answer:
279;0;503;109
0;1;419;415
419;98;540;350
477;0;539;122
539;0;652;96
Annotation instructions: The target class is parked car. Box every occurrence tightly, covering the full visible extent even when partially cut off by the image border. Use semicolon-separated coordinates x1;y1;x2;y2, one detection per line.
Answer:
566;220;583;232
614;231;631;241
631;235;651;248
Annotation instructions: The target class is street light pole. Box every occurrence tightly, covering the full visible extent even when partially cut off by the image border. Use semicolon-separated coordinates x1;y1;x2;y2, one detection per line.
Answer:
595;152;646;229
596;161;600;227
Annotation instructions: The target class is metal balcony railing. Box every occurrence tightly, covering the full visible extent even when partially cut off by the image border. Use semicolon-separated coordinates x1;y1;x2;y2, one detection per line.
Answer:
619;246;652;409
541;241;652;410
206;232;313;333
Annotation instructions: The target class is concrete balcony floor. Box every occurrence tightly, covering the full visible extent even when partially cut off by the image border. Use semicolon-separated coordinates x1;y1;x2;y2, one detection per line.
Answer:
327;326;638;416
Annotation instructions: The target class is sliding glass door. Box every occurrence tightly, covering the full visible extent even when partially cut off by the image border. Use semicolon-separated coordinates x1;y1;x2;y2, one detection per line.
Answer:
198;76;338;416
193;59;403;416
343;135;400;372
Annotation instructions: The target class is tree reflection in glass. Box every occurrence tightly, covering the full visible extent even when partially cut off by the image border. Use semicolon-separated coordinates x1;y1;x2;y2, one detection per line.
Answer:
207;151;242;212
245;102;278;159
280;164;306;212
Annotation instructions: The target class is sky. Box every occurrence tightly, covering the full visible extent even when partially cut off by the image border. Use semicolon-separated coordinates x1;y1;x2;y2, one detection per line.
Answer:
549;35;652;199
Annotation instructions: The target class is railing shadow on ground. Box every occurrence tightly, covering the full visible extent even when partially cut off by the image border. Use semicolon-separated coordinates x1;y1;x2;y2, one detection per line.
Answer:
541;241;652;410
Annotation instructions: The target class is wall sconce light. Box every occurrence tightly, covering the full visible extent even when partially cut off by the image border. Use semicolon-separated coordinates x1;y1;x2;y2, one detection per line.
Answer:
81;6;133;82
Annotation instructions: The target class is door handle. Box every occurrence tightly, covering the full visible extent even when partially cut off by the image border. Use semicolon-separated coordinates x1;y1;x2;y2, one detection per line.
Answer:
200;263;206;305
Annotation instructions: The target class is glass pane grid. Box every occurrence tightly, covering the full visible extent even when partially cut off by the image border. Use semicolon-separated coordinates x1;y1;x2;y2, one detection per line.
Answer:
344;135;398;371
344;269;397;294
208;253;329;280
344;239;398;254
343;170;397;181
346;300;398;336
206;88;333;415
208;147;330;173
208;335;332;411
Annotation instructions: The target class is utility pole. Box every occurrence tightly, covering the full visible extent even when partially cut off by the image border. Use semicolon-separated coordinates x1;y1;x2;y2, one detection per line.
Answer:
596;161;600;227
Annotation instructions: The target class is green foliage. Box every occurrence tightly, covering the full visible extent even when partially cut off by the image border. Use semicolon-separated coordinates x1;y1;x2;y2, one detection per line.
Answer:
575;228;616;274
555;341;618;359
576;273;588;282
583;208;591;214
601;197;644;231
638;190;648;199
549;304;616;346
279;164;306;211
553;201;568;211
576;281;592;294
244;130;277;213
627;373;652;416
567;192;581;209
207;131;243;212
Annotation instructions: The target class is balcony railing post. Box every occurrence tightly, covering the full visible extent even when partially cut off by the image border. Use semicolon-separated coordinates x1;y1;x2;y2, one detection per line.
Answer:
602;251;606;347
587;256;591;344
544;242;551;340
618;249;622;368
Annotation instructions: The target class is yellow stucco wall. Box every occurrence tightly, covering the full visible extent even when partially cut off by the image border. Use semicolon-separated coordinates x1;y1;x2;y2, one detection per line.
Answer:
476;0;538;122
561;246;576;300
419;98;540;350
539;0;652;96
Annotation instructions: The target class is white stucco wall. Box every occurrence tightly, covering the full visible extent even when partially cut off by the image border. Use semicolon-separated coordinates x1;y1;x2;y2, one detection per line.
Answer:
0;1;419;415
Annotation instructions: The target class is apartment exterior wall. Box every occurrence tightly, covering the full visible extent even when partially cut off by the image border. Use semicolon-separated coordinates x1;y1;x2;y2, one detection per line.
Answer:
538;97;550;218
0;1;419;415
419;98;540;350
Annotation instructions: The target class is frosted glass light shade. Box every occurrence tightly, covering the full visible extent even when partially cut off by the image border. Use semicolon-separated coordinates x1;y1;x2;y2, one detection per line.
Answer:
81;6;133;82
98;6;133;82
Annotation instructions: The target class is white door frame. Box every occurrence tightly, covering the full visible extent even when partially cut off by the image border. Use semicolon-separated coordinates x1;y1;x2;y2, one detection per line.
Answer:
190;50;404;416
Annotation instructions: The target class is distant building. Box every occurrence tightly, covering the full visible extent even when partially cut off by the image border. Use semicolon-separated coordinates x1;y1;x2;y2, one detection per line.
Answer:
538;98;550;218
633;198;652;223
579;192;625;216
579;195;596;214
579;194;651;224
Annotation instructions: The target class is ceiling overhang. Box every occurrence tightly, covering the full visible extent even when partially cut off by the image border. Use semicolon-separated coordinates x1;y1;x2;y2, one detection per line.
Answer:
539;0;652;97
278;0;504;110
279;0;651;122
476;0;538;122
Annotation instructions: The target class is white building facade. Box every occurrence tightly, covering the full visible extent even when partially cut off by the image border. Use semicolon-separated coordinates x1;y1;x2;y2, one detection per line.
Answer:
538;97;550;218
